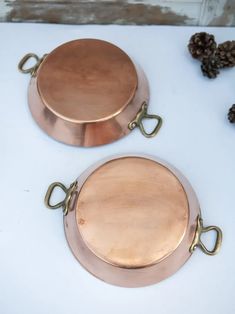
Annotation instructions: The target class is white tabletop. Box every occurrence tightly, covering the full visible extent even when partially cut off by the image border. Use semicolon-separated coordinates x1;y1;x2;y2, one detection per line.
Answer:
0;23;235;314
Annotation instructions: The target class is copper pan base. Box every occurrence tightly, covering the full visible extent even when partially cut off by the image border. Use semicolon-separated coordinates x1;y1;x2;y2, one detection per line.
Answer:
64;154;199;287
26;39;151;147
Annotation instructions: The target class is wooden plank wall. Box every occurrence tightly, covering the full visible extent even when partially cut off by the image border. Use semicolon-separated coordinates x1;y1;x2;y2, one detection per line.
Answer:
0;0;235;26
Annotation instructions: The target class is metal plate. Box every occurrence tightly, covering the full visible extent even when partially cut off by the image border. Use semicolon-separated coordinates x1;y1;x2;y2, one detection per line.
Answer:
37;39;138;122
64;155;199;287
76;157;189;268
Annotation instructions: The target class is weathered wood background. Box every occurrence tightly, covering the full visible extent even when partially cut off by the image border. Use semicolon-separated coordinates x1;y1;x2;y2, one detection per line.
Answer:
0;0;234;26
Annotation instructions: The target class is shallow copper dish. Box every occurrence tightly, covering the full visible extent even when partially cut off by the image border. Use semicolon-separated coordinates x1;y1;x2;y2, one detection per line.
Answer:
45;154;222;287
18;39;162;147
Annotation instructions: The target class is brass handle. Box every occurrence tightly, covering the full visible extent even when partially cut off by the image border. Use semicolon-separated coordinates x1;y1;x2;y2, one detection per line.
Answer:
18;53;40;75
128;102;162;138
44;181;77;216
198;224;222;256
18;53;47;77
190;216;222;256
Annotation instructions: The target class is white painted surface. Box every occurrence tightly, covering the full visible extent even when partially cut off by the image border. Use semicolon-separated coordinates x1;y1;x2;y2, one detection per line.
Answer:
0;0;234;26
0;0;11;18
0;23;235;314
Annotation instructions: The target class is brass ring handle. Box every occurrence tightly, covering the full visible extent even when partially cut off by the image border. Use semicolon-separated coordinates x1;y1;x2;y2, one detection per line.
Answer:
198;225;222;256
190;216;222;256
45;182;69;210
128;102;162;138
139;113;162;138
18;53;40;75
44;181;77;216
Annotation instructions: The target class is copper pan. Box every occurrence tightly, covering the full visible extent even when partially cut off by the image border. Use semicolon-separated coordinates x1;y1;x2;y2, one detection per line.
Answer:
45;154;222;287
18;39;162;147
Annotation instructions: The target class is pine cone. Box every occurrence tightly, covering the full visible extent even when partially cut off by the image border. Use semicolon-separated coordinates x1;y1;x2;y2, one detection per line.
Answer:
228;104;235;123
216;41;235;68
201;56;221;79
188;32;217;61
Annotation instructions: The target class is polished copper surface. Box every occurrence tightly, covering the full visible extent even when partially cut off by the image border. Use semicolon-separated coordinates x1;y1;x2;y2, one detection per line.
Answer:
64;155;200;287
76;157;189;268
27;39;149;146
38;39;137;122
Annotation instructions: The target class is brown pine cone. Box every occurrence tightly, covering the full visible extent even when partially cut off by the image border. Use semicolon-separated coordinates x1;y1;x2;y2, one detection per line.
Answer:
188;32;217;61
201;56;221;79
216;41;235;68
228;104;235;123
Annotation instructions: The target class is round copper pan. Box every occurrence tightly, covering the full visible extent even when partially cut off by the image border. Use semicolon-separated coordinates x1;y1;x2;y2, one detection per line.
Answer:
45;154;222;287
19;39;162;147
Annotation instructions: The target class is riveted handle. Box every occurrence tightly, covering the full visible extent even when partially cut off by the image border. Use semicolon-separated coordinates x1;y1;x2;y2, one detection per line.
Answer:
44;181;77;216
18;53;47;77
128;102;162;138
190;216;222;256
